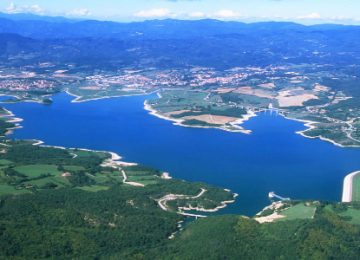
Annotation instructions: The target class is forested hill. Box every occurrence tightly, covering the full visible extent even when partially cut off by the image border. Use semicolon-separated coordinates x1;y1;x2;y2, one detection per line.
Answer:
1;16;360;69
0;13;359;40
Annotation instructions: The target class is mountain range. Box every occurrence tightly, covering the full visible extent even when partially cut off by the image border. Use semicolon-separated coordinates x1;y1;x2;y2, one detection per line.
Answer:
0;13;359;69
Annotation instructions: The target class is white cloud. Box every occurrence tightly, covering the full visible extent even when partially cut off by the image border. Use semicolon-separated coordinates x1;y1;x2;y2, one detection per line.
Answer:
128;8;359;24
214;9;240;19
5;2;44;14
188;11;206;18
133;8;241;20
134;8;172;18
293;12;360;24
5;2;17;13
186;10;241;20
67;8;92;17
297;12;321;20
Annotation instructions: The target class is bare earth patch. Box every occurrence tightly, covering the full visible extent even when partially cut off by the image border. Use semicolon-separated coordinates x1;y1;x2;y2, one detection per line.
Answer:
182;114;239;125
255;201;286;223
258;82;276;89
314;84;330;92
80;86;102;90
165;110;192;116
277;89;318;107
255;212;285;223
213;87;236;94
234;86;275;99
54;70;68;74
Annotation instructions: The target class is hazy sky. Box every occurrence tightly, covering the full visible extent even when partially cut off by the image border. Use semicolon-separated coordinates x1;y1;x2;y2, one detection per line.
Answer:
1;0;359;24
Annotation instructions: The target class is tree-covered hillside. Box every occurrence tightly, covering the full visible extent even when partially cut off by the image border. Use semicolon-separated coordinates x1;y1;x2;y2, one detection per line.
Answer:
154;203;360;259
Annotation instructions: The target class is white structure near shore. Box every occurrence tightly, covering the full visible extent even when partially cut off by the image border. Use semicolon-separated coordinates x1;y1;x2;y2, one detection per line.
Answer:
342;171;360;202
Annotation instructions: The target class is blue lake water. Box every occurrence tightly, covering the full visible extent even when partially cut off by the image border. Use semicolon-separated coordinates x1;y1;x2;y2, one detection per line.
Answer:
3;92;360;215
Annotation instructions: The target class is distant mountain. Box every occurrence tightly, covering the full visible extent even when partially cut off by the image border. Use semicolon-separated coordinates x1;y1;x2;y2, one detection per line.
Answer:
0;17;249;39
0;33;40;55
0;13;358;40
0;14;359;69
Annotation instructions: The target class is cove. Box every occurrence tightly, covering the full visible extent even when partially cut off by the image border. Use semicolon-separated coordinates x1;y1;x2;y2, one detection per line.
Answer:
3;92;360;216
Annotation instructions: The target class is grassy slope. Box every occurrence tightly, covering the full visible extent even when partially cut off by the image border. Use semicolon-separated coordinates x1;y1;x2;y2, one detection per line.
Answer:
14;164;61;178
0;184;31;195
352;173;360;201
277;203;316;221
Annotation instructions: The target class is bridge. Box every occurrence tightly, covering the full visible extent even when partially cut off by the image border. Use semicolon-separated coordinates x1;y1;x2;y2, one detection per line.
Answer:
267;103;281;116
268;191;290;201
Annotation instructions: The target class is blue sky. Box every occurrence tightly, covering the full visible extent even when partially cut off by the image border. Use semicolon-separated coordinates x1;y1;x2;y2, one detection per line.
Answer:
1;0;359;24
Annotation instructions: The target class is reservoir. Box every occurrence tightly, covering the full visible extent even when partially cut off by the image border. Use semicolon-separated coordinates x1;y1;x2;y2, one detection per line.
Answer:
4;92;360;215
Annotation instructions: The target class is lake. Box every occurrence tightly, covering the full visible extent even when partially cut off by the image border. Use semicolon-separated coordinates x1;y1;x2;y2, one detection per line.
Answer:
4;92;360;215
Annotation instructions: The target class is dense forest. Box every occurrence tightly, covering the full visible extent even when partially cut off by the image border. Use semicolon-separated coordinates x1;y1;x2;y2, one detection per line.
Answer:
0;186;181;259
155;204;360;259
1;188;360;259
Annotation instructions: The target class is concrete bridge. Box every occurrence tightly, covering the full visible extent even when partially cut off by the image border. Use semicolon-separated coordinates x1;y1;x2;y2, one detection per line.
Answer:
269;191;290;201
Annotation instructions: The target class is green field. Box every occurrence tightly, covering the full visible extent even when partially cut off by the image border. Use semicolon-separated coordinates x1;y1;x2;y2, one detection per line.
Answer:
324;204;360;225
148;90;210;113
0;184;30;195
277;203;317;221
0;159;13;166
68;86;146;102
71;149;108;159
23;175;71;189
63;165;85;171
90;173;116;184
0;143;123;195
339;207;360;225
14;164;61;178
352;173;360;201
124;167;161;186
77;185;110;192
127;175;158;186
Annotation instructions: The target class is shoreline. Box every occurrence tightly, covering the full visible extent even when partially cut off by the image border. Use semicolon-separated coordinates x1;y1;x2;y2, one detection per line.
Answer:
1;101;141;177
254;201;287;223
281;113;360;148
38;143;139;168
2;90;359;215
157;188;238;218
144;99;256;134
0;93;50;104
3;90;359;148
1;104;237;217
179;192;239;213
1;107;24;136
65;89;151;103
144;95;359;149
342;171;360;202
